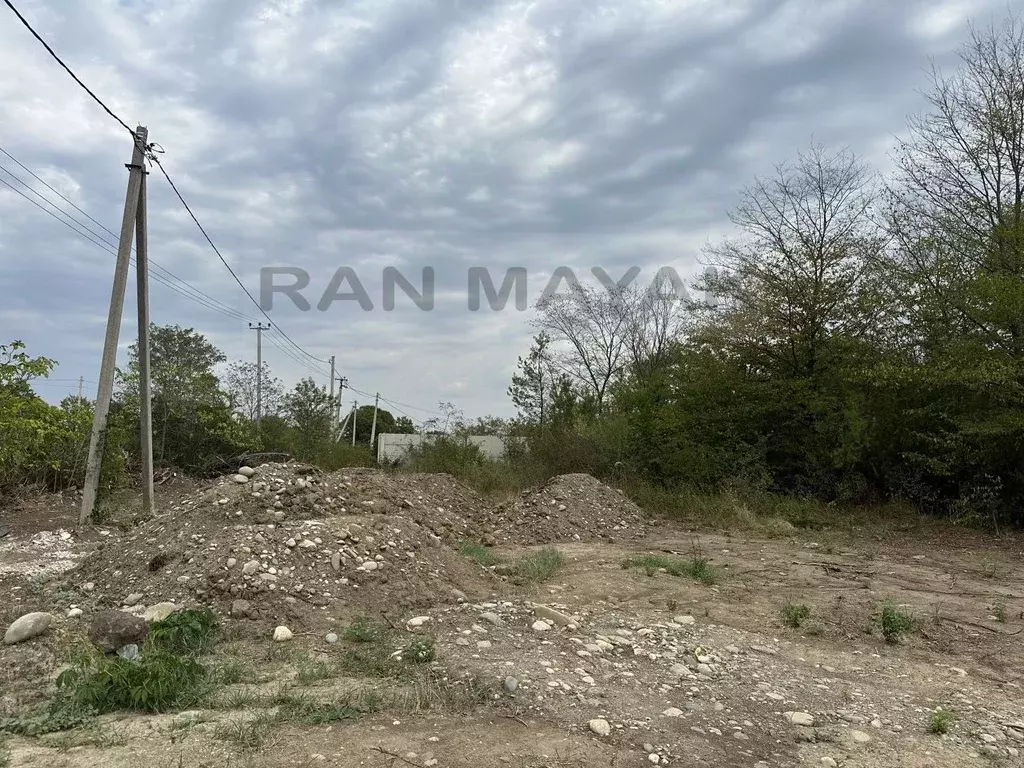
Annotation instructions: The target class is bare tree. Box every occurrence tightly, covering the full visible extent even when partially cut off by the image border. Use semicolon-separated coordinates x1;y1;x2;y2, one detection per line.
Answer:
224;361;284;421
533;284;633;413
695;143;888;377
622;285;688;381
887;12;1024;356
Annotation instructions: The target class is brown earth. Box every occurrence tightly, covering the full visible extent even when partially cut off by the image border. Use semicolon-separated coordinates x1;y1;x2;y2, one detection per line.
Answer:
1;469;1023;768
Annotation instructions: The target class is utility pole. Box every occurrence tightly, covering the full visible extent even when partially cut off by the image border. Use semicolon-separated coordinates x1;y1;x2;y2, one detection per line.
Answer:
335;376;347;436
80;127;149;525
351;401;358;447
328;356;336;438
249;323;270;426
77;376;83;399
136;159;154;518
370;393;380;448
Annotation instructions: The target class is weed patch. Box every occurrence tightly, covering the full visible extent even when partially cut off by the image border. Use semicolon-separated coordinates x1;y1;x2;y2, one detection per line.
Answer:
148;608;218;656
213;712;277;752
781;603;811;628
343;617;383;644
295;657;336;685
929;708;956;735
513;547;564;583
875;601;914;644
458;541;503;568
622;554;719;585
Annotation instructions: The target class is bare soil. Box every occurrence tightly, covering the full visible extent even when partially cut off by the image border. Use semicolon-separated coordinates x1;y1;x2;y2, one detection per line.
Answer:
1;469;1022;768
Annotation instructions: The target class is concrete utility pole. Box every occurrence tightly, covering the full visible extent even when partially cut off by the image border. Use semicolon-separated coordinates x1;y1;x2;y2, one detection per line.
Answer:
136;162;154;518
77;376;83;399
370;392;380;448
80;126;149;526
328;355;336;437
335;376;347;436
351;401;358;447
249;322;270;425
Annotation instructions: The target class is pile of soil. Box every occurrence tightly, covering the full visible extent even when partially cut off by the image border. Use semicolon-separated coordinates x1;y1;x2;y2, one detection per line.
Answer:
481;473;648;545
70;463;499;629
190;463;485;542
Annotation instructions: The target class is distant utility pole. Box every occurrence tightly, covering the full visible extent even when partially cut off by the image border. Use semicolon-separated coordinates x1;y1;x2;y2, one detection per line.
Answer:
328;355;336;438
77;376;83;399
335;376;347;436
329;355;336;401
351;401;358;447
249;322;270;425
370;393;380;447
80;126;151;526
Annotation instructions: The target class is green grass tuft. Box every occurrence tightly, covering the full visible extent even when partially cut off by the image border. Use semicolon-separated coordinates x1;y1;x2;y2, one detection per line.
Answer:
877;601;914;644
622;554;719;585
780;603;811;628
342;617;383;644
513;547;565;583
458;541;503;568
929;708;956;735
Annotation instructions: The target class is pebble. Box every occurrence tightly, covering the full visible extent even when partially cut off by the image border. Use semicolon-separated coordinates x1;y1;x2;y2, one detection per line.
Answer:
589;718;611;737
124;593;144;607
503;677;519;693
532;620;552;632
821;759;838;767
273;625;293;642
407;616;431;628
67;608;83;619
238;466;255;477
325;633;339;644
3;612;53;644
851;730;871;744
663;708;684;717
232;474;249;484
674;615;696;625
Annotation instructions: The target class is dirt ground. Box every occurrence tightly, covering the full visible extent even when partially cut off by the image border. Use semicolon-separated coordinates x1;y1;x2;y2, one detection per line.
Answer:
1;470;1022;768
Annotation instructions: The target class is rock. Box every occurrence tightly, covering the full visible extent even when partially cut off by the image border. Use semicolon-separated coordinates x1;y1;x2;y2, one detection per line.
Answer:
451;589;467;602
648;755;660;764
588;718;611;737
532;620;552;632
821;759;838;767
325;633;339;644
850;730;871;744
674;615;696;625
407;616;431;628
117;644;140;661
67;608;83;619
232;474;249;484
359;560;379;572
89;610;148;652
480;612;504;627
662;708;684;717
142;602;177;623
299;539;317;549
230;599;252;618
504;676;519;693
533;604;576;626
124;593;144;607
273;626;293;642
4;612;54;645
238;466;256;478
330;552;342;571
242;559;260;575
785;712;815;727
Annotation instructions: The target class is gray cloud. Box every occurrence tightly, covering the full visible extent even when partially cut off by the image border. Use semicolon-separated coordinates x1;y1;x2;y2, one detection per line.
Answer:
0;0;1018;421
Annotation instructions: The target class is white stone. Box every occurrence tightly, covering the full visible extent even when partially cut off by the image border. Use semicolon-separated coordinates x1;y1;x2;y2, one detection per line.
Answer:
662;708;684;717
674;615;696;625
143;602;177;623
238;466;256;477
325;633;339;644
850;730;871;744
588;718;611;737
273;626;293;642
532;620;552;632
67;608;83;619
4;612;53;645
407;616;431;628
785;712;815;727
232;474;249;484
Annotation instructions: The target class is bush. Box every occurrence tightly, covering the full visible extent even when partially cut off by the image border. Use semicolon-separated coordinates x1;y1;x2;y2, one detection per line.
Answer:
781;603;811;628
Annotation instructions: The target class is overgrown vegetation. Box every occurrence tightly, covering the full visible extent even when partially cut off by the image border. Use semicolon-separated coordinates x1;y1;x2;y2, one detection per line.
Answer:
929;708;957;735
876;601;914;644
513;547;565;583
621;554;719;585
780;603;811;628
458;541;503;568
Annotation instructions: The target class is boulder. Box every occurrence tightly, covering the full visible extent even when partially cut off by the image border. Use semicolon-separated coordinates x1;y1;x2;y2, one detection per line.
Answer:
4;612;54;645
89;610;149;653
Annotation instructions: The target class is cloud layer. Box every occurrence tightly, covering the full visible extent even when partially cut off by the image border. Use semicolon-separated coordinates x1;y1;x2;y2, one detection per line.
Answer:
0;0;1015;421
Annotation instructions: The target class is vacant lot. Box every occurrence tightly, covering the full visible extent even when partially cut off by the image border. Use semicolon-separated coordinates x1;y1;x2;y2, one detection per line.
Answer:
1;469;1022;767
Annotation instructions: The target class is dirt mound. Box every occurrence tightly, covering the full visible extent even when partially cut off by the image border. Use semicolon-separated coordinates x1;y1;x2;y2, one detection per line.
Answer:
481;473;648;545
69;464;500;629
187;463;484;542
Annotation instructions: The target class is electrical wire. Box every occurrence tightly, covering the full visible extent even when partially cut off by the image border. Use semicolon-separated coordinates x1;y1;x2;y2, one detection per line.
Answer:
2;0;135;136
0;146;253;323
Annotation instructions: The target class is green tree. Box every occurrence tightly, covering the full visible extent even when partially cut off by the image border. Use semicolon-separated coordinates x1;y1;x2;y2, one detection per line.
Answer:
508;332;554;425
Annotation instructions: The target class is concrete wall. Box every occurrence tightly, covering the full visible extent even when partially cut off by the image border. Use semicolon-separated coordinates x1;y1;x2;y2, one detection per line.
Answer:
377;433;522;464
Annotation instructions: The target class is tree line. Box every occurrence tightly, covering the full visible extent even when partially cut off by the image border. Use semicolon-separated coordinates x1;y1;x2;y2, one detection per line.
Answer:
507;16;1024;528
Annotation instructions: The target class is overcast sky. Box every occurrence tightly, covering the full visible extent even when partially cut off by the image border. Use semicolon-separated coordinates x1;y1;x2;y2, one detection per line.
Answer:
0;0;1018;423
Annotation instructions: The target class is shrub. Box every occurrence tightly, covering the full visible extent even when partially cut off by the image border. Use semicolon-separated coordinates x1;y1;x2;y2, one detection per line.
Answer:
781;603;811;628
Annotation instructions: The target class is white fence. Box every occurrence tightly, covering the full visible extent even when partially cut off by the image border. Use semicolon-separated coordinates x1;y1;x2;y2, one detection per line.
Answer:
376;433;522;464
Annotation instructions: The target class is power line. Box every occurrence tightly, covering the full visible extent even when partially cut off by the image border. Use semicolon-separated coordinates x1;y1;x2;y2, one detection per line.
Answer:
2;0;134;136
0;170;253;322
3;1;328;367
0;145;252;323
149;156;330;365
